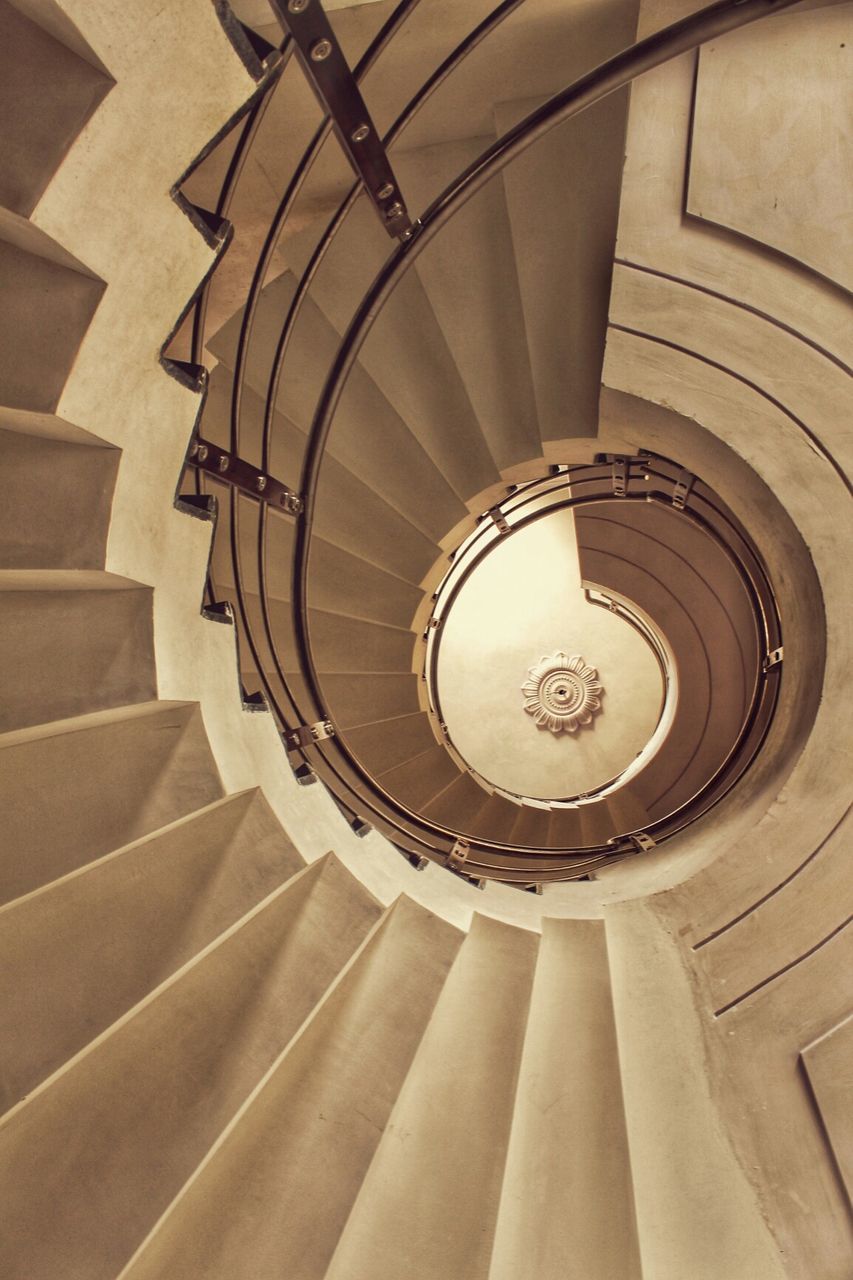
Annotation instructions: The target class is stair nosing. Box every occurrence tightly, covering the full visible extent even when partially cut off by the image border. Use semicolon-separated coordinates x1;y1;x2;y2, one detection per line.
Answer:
0;568;149;592
0;788;261;918
0;700;195;750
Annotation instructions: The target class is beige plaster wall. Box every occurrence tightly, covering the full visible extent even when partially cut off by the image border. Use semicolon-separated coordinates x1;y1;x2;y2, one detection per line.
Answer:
595;0;853;1271
688;5;853;290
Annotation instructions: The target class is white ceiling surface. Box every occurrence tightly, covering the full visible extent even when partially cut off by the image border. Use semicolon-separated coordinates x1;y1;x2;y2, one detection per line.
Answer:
436;509;663;800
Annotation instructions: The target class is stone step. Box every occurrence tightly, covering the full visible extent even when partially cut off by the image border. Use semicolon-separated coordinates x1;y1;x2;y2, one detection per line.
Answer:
117;895;462;1280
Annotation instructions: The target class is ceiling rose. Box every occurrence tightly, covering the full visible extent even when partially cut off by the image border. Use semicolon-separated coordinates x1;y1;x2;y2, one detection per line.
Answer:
521;652;604;734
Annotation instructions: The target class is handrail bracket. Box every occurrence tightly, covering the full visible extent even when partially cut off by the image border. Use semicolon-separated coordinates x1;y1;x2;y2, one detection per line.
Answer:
270;0;412;239
284;718;336;750
189;436;302;515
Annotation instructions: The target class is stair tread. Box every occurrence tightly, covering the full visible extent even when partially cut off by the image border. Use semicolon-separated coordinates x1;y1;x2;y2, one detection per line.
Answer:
325;914;538;1280
420;770;493;831
508;803;553;849
496;89;630;445
0;0;112;218
0;789;302;1111
395;138;543;475
209;505;423;631
463;789;523;842
345;710;438;778
0;701;223;902
208;270;468;545
284;197;502;506
116;896;463;1280
575;505;755;817
377;741;463;811
0;855;387;1280
489;918;641;1280
0;426;118;569
313;671;422;731
0;578;156;732
0;229;103;415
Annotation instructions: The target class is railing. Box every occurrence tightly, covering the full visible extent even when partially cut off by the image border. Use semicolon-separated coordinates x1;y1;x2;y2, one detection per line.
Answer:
183;0;792;885
418;466;679;808
421;451;779;809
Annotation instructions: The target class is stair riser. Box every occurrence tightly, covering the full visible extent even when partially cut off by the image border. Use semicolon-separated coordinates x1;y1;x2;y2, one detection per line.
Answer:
0;703;223;904
0;236;103;415
0;428;118;569
0;586;155;732
0;856;382;1280
0;789;301;1111
0;0;111;219
120;899;462;1280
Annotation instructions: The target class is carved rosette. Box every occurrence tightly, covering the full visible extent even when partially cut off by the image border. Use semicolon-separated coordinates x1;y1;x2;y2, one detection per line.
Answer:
521;653;603;734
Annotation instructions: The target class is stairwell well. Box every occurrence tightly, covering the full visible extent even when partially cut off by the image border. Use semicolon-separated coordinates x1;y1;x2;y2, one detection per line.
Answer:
1;1;851;1278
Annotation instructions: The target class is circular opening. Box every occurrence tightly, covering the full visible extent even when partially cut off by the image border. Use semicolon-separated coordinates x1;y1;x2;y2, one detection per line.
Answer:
434;507;666;801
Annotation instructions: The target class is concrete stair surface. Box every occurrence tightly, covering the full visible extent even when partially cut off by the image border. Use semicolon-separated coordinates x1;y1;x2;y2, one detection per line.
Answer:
0;422;118;569
118;896;464;1280
324;913;539;1280
394;137;543;475
1;0;849;1277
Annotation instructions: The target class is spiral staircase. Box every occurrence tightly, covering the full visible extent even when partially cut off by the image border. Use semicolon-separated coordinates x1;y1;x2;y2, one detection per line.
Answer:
1;0;851;1277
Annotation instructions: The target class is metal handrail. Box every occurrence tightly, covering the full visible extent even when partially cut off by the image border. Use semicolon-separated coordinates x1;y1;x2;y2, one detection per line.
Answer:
189;0;561;867
230;0;424;461
280;0;792;870
196;0;427;727
250;0;532;753
267;460;780;876
259;0;529;470
195;0;793;881
420;461;771;815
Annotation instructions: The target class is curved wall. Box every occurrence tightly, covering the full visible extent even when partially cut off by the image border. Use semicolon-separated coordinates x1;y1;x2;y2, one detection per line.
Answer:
1;1;850;1276
591;2;853;1269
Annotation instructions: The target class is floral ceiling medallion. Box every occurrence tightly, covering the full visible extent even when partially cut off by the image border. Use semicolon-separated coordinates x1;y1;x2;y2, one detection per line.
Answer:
521;652;604;734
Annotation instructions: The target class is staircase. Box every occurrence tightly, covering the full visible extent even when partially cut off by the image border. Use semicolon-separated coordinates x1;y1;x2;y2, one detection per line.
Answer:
1;0;851;1278
188;0;775;866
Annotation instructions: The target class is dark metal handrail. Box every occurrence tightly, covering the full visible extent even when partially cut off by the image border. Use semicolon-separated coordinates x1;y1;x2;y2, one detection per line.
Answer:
285;0;793;870
196;0;428;735
192;0;794;882
265;459;780;879
230;0;424;462
419;457;768;811
249;0;532;754
259;0;529;470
